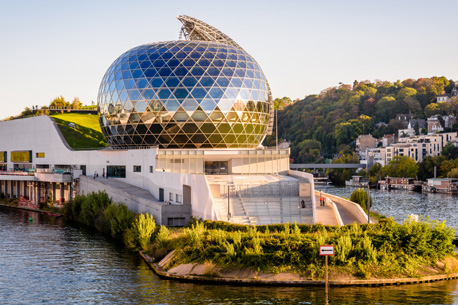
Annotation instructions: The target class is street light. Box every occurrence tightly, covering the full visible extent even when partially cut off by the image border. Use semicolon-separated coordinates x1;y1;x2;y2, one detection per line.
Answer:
367;184;371;224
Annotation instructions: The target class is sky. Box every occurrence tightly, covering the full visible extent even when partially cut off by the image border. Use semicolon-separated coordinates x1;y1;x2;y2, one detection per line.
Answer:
1;0;457;119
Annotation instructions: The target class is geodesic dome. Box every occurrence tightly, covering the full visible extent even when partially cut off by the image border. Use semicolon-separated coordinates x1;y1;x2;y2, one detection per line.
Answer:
97;18;272;149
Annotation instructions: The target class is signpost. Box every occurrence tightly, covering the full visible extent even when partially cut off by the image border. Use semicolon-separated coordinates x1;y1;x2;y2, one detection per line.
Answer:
320;245;334;295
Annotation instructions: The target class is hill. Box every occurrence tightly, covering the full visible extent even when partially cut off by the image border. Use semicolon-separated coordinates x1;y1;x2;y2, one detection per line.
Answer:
264;77;457;163
50;113;108;149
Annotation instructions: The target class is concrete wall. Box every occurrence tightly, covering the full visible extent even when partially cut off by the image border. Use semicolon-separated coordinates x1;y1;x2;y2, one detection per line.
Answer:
319;192;368;224
78;175;192;225
288;170;316;224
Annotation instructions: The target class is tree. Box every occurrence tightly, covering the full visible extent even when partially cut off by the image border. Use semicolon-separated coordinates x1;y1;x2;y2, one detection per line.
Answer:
71;97;82;109
425;103;441;118
417;156;446;180
350;188;372;212
50;95;69;108
328;152;359;185
382;156;418;178
397;87;417;100
442;143;458;159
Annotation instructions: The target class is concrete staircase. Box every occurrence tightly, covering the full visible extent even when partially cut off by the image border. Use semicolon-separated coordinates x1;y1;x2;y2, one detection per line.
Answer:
208;176;314;226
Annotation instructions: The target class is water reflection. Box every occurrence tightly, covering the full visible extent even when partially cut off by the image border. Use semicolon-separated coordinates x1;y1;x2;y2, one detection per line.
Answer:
319;186;458;232
1;205;458;304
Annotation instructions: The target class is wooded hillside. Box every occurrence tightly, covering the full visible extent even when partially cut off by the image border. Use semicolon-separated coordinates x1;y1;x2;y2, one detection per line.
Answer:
264;77;457;163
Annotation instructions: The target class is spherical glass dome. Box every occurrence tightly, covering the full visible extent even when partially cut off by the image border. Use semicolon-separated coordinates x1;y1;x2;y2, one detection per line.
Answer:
97;40;272;149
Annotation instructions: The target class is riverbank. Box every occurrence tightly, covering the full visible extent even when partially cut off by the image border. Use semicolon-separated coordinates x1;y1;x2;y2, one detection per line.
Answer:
4;192;458;287
140;251;458;287
0;201;64;216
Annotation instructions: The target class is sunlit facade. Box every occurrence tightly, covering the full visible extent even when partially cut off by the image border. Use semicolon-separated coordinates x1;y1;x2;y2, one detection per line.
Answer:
97;16;272;149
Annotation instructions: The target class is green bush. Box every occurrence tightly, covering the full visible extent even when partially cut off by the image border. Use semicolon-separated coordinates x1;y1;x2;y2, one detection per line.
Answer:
134;213;157;251
349;188;372;211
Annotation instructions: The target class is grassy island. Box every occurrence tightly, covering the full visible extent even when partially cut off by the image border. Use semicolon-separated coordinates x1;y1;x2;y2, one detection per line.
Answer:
149;219;457;280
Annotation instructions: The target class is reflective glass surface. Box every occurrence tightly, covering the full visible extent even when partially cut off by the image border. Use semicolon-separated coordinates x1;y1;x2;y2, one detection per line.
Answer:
98;41;272;149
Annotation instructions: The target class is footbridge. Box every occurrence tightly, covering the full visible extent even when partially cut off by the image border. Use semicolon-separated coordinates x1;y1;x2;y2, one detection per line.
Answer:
290;164;365;170
315;191;368;226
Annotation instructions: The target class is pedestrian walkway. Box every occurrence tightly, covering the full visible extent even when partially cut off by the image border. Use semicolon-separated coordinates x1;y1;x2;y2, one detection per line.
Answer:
315;196;339;226
92;177;162;204
334;200;363;225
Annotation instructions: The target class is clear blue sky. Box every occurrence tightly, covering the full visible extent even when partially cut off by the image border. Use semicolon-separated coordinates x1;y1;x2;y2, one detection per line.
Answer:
1;0;457;119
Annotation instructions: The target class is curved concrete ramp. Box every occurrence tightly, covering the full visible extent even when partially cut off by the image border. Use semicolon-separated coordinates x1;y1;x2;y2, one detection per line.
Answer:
315;191;368;226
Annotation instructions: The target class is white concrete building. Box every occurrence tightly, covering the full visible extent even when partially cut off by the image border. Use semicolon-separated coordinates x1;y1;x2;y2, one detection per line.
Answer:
0;116;315;226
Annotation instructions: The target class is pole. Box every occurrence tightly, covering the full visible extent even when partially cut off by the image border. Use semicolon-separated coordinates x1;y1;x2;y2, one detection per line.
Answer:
275;108;279;174
227;185;230;220
367;184;370;224
325;255;328;294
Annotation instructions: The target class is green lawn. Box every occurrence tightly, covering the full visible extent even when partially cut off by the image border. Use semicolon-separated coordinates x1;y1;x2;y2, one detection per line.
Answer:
50;113;108;149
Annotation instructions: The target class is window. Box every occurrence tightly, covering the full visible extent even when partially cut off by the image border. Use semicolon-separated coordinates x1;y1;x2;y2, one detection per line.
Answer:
107;166;126;178
167;217;186;226
149;166;154;173
36;152;45;158
169;192;173;201
133;165;141;172
176;194;182;203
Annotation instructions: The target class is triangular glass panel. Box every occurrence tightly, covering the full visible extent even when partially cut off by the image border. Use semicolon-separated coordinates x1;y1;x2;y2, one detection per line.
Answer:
173;110;189;122
129;113;141;123
149;100;163;112
200;99;217;113
173;88;189;100
182;76;198;87
142;111;156;124
209;110;224;122
199;76;215;87
182;98;198;112
174;65;189;77
217;99;232;113
191;110;208;122
165;100;180;112
208;87;224;99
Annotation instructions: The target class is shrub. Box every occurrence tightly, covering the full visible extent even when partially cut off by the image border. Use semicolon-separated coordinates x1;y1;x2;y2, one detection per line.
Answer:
134;213;157;251
350;188;372;211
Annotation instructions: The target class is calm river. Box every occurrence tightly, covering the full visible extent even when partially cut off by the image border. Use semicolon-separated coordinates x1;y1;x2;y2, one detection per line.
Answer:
2;200;458;304
319;186;458;231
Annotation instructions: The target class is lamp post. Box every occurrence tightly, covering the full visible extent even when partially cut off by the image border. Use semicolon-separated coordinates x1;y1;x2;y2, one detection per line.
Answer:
367;184;371;224
276;106;279;174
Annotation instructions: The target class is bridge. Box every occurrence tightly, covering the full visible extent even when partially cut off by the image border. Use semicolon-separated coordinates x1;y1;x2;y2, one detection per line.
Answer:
290;163;366;170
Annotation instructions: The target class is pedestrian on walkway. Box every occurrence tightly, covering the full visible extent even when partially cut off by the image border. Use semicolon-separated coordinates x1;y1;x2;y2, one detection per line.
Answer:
319;191;323;206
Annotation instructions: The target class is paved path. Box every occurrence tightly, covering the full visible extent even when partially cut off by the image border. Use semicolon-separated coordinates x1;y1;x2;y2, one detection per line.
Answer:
315;196;339;226
92;177;162;204
333;201;363;225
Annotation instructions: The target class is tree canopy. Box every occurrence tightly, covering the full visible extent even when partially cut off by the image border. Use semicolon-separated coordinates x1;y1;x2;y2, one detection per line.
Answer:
265;77;455;162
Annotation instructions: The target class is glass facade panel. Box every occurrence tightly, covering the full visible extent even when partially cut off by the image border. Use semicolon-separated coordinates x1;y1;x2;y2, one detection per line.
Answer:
98;40;272;149
107;166;126;178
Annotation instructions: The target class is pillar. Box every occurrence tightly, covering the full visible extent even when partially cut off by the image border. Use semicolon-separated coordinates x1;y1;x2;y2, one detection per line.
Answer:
52;183;56;202
60;183;64;203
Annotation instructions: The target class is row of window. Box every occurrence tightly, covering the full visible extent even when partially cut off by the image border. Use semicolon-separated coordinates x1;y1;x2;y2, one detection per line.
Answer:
133;165;154;173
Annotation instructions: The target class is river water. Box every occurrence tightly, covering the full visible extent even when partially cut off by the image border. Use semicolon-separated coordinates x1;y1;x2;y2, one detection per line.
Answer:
318;186;458;231
2;203;458;304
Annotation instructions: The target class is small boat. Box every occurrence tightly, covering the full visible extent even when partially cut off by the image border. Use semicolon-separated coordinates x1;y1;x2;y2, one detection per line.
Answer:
379;177;422;192
345;176;369;187
423;178;458;194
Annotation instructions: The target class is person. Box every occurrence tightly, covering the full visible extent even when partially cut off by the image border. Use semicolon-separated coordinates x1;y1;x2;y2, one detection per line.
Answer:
301;199;305;208
319;191;323;206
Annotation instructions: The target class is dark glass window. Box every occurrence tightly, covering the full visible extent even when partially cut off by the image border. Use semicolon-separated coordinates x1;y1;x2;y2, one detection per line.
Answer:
107;166;126;178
